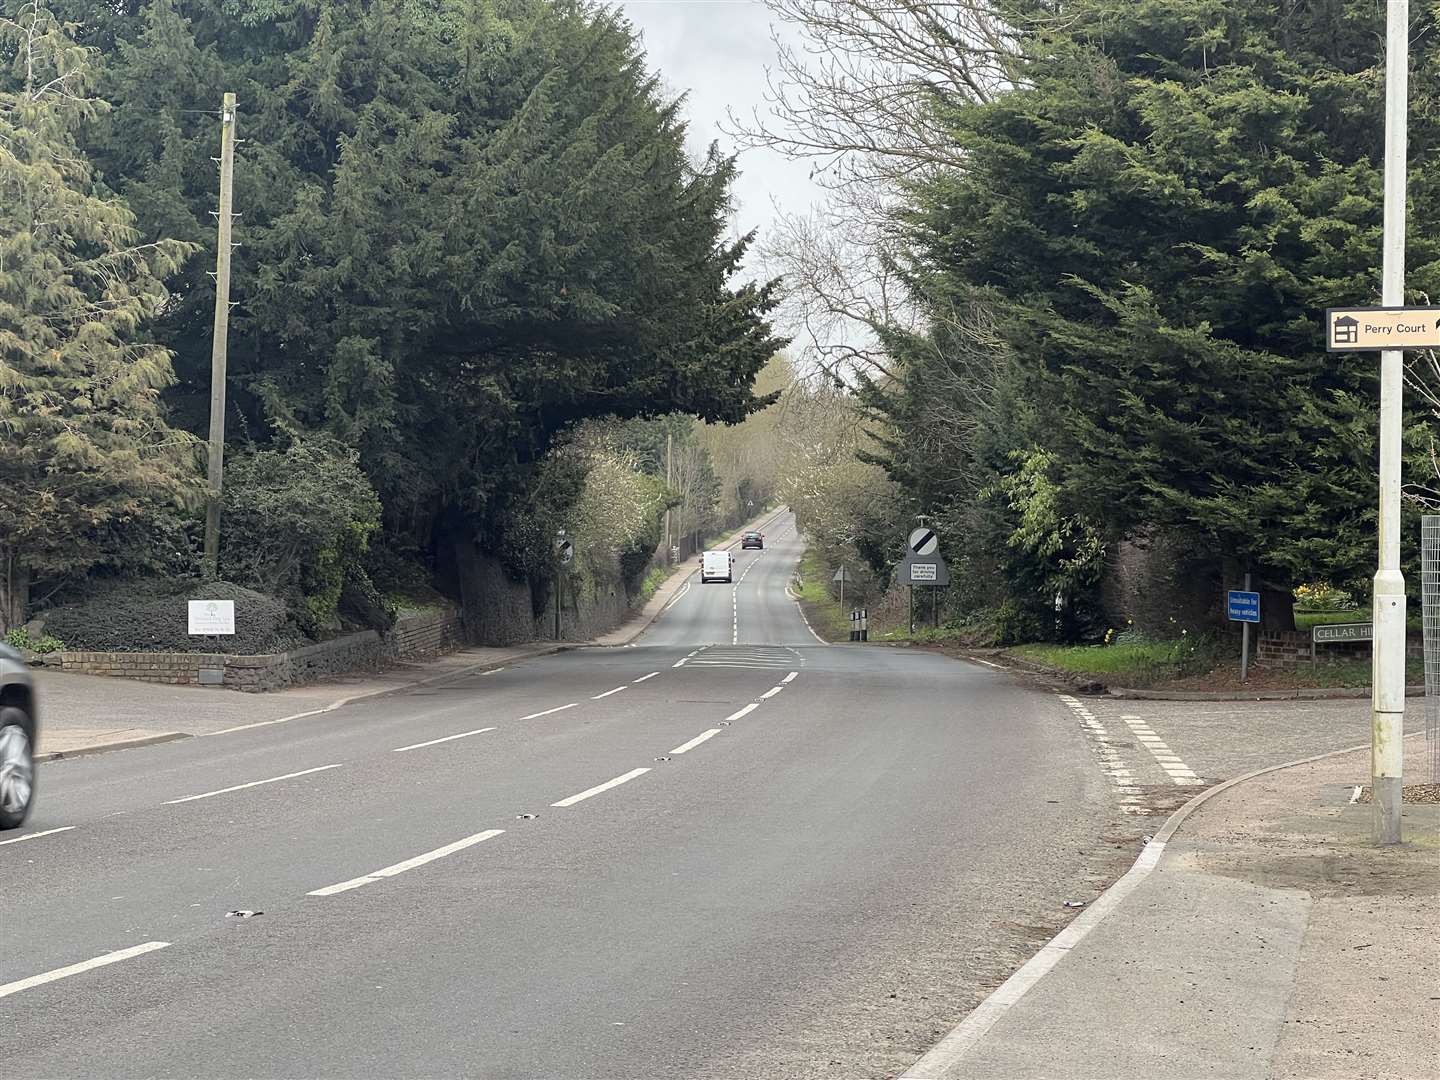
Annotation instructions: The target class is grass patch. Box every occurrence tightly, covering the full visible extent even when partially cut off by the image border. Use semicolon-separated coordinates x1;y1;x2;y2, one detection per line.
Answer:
794;548;852;641
1010;641;1203;686
634;565;671;607
1294;609;1366;629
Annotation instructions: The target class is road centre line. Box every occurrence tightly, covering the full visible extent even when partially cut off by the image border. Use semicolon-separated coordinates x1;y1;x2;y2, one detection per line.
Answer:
632;672;660;683
0;941;171;1001
0;825;76;848
392;727;497;753
760;686;783;699
782;671;798;683
308;829;506;896
164;763;343;805
552;767;651;808
725;703;760;723
520;703;578;720
592;686;628;699
670;728;723;755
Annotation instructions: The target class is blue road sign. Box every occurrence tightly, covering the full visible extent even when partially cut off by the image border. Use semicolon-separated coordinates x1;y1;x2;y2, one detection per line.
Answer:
1227;590;1260;623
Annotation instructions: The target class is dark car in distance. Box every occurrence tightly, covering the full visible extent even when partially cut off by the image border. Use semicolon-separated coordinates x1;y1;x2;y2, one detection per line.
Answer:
0;643;37;830
741;531;764;549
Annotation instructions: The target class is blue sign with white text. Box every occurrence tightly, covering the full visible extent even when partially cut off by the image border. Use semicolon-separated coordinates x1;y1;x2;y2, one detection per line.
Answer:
1227;590;1260;623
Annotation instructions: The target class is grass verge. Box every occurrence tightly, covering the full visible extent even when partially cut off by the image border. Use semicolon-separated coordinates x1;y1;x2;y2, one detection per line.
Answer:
1010;641;1199;686
1010;641;1423;690
793;549;851;641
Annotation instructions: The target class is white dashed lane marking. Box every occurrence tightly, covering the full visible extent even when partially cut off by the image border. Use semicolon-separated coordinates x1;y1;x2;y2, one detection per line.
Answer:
670;729;722;755
164;763;344;805
392;727;497;753
0;826;75;848
552;767;651;808
309;829;505;896
0;942;171;1000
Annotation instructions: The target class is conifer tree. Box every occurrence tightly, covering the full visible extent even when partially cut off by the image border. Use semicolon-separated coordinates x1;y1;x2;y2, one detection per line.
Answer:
0;1;199;628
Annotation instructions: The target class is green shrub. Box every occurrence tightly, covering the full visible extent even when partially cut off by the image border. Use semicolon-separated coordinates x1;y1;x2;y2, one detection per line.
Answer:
43;580;300;654
4;628;64;653
220;439;384;634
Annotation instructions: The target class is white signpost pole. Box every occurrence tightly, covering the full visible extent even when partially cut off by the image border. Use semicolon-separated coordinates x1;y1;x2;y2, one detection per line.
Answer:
1372;0;1409;845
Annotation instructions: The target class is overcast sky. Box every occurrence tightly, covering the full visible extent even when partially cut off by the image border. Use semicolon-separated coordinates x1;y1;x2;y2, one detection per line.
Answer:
614;1;824;273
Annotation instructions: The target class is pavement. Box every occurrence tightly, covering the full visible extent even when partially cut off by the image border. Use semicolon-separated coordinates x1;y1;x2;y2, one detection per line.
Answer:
5;513;1435;1077
904;731;1439;1080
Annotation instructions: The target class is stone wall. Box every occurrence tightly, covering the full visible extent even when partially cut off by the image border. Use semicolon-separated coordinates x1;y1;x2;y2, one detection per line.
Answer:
55;631;385;691
52;623;437;693
387;607;465;659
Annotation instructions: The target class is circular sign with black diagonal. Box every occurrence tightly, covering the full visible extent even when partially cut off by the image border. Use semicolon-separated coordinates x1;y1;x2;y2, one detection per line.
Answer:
908;526;938;556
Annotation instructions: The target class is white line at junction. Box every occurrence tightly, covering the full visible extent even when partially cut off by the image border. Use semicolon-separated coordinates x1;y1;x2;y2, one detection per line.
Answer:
0;942;171;1000
392;727;497;753
552;768;651;808
164;763;343;805
308;829;506;896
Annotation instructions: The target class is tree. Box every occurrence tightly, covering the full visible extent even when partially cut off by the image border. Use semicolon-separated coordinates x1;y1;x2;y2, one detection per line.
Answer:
895;0;1440;629
0;1;199;630
56;0;784;636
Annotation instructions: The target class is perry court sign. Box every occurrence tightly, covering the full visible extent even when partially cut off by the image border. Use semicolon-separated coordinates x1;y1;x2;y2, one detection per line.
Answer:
1326;306;1440;351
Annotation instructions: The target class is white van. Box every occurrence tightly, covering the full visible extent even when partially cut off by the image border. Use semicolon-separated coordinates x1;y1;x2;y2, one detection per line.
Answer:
700;549;733;583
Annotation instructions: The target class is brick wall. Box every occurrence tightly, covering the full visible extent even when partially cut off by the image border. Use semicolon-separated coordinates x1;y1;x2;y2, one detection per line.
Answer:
1254;630;1423;669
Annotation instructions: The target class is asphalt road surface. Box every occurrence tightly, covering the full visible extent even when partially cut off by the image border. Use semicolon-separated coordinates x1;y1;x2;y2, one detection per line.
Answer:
1;515;1124;1079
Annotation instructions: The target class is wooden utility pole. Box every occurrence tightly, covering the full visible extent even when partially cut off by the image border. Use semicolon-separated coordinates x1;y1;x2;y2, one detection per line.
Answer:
203;93;237;577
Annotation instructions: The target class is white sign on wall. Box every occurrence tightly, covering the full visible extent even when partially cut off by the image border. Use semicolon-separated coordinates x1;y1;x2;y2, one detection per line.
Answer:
188;599;236;636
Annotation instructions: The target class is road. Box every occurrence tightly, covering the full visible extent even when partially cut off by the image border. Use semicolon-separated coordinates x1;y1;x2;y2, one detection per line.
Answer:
1;515;1128;1078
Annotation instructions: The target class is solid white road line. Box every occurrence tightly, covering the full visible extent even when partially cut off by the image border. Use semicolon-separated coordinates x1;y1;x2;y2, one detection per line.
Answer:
392;727;497;753
519;703;577;720
632;672;660;684
0;941;171;1000
782;671;798;683
670;729;722;755
0;825;76;848
164;763;344;805
592;686;628;699
760;686;783;699
725;703;760;723
308;829;506;896
552;767;651;808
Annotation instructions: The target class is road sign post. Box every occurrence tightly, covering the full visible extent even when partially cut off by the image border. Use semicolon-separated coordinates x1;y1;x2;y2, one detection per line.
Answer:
1227;582;1260;682
833;565;848;612
555;533;573;641
1372;0;1409;844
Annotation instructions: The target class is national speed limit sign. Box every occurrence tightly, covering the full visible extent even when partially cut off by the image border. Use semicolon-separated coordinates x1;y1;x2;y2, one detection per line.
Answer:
908;527;938;556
